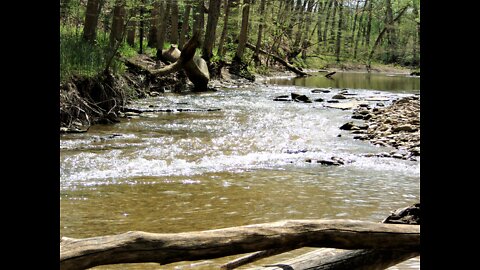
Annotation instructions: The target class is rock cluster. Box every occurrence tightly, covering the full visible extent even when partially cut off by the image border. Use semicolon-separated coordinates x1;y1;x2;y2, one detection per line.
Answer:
342;95;420;161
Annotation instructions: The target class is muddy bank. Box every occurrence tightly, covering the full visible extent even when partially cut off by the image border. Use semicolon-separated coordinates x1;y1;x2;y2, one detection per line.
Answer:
341;95;420;160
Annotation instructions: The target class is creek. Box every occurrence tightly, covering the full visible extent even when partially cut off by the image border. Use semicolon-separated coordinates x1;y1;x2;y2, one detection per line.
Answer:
60;71;420;269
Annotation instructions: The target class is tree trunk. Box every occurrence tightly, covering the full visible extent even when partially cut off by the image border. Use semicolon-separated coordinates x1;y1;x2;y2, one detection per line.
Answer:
234;0;251;61
156;0;169;57
170;0;179;44
353;0;368;59
385;0;397;63
316;0;325;52
82;0;101;43
335;0;344;63
301;0;315;60
147;1;159;48
60;219;419;270
412;0;420;66
179;1;192;48
126;9;136;47
293;0;307;50
364;0;373;50
193;0;206;40
249;248;419;270
253;0;266;66
109;0;126;48
247;41;307;76
217;0;231;59
139;1;145;53
322;0;333;50
367;5;409;69
248;203;420;270
349;0;360;53
202;0;222;62
328;0;337;52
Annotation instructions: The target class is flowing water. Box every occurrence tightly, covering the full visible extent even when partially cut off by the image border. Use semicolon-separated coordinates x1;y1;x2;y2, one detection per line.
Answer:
60;72;420;269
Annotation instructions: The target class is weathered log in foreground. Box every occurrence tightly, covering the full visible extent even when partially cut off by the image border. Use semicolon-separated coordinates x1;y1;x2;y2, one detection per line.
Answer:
60;219;419;270
249;248;419;270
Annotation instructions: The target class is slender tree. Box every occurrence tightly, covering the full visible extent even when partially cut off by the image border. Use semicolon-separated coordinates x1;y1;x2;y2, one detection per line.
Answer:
349;0;360;53
170;0;180;44
148;1;160;47
234;0;251;61
385;0;397;63
335;0;344;62
217;0;231;59
322;0;333;49
126;8;137;47
353;0;368;59
253;0;266;65
328;0;338;52
156;0;169;57
193;0;206;40
110;0;126;48
139;0;145;53
179;1;192;48
202;0;222;62
364;0;372;49
83;0;102;43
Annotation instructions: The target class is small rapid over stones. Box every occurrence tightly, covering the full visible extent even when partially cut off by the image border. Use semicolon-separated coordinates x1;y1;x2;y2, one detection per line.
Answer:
60;72;420;270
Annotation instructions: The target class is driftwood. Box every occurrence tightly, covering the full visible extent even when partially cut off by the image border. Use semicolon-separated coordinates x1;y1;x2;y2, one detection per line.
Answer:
245;43;309;77
60;219;419;270
161;44;210;90
249;248;419;270
241;204;420;270
121;33;209;90
325;71;336;79
221;248;293;270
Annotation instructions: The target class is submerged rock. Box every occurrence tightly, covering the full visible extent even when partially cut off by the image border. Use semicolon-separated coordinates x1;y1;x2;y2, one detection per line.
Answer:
332;94;347;99
273;95;292;101
311;88;331;93
291;93;312;103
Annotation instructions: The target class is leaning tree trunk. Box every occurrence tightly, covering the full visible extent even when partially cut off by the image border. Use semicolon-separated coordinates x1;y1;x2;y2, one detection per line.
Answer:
367;5;409;70
250;42;309;76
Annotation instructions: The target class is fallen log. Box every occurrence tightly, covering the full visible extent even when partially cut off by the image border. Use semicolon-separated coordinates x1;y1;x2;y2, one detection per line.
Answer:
325;71;336;79
60;219;419;270
245;204;420;270
249;248;419;270
245;43;309;77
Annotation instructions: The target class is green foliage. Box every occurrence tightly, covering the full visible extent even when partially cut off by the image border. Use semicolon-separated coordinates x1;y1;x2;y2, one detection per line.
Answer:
60;25;127;82
60;25;109;81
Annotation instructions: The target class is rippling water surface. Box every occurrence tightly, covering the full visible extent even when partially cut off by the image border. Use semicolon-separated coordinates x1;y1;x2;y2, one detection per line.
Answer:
60;72;420;269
